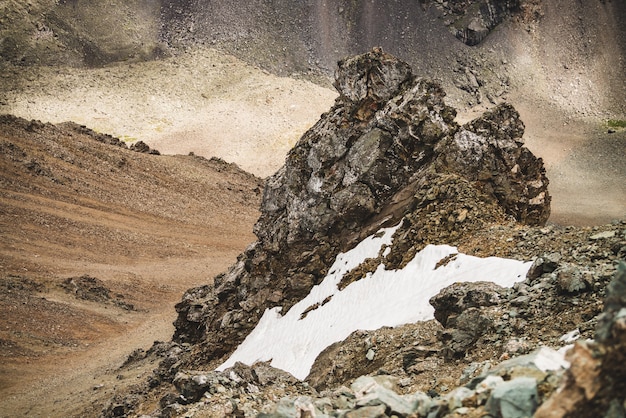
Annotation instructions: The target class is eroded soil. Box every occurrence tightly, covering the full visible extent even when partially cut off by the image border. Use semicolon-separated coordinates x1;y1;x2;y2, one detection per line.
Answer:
0;116;263;417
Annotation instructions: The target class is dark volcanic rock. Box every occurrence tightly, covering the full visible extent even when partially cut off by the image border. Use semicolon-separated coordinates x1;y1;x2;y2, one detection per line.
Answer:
172;49;550;374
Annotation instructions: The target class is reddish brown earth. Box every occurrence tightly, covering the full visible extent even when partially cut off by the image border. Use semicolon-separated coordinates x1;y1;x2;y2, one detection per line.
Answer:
0;116;263;417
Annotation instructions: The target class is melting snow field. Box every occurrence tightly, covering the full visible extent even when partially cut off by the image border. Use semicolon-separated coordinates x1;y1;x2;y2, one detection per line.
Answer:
218;224;532;380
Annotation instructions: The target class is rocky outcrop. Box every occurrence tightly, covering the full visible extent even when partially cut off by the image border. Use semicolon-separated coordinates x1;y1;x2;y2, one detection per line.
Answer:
434;0;522;46
172;49;550;371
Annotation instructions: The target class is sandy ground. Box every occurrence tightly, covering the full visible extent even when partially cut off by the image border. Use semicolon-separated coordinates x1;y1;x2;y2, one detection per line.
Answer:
0;48;337;178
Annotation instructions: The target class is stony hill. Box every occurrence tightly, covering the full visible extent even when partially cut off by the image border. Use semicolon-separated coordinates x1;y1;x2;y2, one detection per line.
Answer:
2;0;624;225
97;51;626;418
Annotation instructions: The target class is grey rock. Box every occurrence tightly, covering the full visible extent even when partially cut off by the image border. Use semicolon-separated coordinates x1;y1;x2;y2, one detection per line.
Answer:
485;377;538;418
402;346;439;371
442;307;493;358
596;261;626;342
344;404;387;418
590;231;616;240
445;386;474;411
604;399;626;418
334;47;413;106
527;252;561;281
173;372;233;402
352;375;419;416
430;281;505;327
484;347;570;375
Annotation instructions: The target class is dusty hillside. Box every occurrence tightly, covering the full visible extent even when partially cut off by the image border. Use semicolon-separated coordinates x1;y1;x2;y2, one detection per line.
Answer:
0;115;262;417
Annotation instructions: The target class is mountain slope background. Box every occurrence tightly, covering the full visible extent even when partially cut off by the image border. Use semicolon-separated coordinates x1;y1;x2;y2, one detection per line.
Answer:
0;116;262;416
1;0;625;224
0;0;624;416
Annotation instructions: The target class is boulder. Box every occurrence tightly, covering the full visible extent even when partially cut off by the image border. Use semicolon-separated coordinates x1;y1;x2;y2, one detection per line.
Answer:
430;281;505;327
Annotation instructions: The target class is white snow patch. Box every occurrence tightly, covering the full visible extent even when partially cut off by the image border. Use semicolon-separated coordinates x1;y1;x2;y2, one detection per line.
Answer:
218;224;532;380
559;329;581;344
534;346;571;372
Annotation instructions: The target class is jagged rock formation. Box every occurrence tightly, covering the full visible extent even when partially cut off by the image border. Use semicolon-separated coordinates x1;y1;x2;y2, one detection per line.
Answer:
97;50;626;418
172;49;550;370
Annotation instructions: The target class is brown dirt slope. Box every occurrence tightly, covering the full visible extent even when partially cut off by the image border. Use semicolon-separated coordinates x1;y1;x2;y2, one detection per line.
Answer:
0;115;262;417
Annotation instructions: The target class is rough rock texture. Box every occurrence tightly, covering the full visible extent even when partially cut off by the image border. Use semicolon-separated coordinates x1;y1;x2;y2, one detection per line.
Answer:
103;218;624;416
171;49;550;373
433;0;522;46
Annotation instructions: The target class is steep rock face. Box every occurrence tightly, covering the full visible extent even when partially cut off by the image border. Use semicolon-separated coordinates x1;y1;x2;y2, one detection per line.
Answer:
434;103;550;224
172;49;550;368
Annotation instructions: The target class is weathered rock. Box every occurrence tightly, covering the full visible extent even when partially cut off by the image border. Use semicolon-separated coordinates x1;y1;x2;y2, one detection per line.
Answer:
171;49;550;378
437;0;522;46
535;262;626;418
555;264;593;294
344;404;387;418
352;375;422;416
334;47;413;109
441;307;493;358
172;371;225;402
526;252;561;281
430;281;505;327
434;103;550;225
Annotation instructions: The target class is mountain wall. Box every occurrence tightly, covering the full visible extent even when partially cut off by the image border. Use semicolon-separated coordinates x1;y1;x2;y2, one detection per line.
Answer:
2;0;625;115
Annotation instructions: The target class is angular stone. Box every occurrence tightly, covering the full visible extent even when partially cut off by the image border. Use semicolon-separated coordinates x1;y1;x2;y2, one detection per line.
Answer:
352;376;418;416
344;404;387;418
590;231;616;240
485;377;539;418
445;308;493;356
555;265;592;294
334;48;412;105
172;371;219;402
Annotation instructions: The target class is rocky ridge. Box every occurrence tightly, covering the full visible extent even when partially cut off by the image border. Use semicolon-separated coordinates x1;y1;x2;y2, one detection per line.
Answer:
94;50;626;418
171;48;550;363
